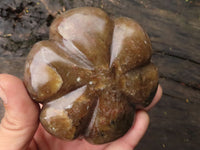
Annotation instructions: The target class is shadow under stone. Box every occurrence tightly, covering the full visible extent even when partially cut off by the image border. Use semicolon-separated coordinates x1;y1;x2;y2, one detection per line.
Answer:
0;98;5;122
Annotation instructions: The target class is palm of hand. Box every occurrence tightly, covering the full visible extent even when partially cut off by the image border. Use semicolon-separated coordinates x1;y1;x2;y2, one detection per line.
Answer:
0;74;162;150
32;124;107;150
31;108;151;150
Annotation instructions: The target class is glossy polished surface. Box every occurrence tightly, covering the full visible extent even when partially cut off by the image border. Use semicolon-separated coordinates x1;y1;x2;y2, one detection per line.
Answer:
24;7;158;144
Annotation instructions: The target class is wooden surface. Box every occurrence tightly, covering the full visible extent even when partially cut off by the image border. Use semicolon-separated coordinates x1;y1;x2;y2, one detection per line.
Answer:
0;0;200;149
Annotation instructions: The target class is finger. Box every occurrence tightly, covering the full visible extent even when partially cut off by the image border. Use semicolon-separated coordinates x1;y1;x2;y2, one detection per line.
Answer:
105;110;149;150
144;84;162;111
0;74;39;150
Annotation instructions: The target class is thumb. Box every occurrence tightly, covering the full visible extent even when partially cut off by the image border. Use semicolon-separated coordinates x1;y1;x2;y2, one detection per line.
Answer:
0;74;39;150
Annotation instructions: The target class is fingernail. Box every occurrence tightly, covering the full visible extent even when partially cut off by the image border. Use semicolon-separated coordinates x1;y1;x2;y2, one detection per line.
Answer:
0;86;7;104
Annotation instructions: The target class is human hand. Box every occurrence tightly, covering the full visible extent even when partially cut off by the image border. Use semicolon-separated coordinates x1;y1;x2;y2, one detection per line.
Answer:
0;74;162;150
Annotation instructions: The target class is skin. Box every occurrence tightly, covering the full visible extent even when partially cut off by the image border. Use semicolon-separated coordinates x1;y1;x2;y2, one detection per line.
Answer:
0;74;162;150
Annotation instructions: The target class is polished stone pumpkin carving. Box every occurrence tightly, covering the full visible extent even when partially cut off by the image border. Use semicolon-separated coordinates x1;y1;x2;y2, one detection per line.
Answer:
24;7;158;144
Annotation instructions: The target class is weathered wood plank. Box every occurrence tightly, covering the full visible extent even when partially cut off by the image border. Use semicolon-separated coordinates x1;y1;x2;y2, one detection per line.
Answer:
160;78;200;104
137;78;200;150
0;99;4;123
152;54;200;89
137;95;200;150
0;57;26;78
0;0;200;150
95;0;200;64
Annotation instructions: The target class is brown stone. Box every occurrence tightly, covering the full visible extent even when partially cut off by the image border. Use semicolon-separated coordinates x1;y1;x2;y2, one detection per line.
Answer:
24;7;158;144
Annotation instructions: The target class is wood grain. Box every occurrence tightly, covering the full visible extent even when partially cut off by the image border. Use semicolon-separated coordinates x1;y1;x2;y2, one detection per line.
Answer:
0;0;199;149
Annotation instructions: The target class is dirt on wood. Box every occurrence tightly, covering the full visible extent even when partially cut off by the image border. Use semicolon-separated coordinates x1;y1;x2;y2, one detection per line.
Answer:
0;0;200;150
